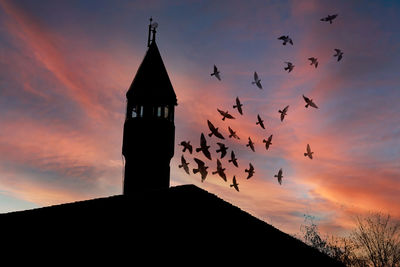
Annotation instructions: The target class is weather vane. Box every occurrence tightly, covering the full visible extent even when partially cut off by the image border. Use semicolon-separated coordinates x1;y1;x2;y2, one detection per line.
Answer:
147;17;158;47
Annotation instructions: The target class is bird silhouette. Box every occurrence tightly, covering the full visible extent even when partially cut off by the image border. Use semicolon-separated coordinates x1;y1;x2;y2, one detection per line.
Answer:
278;35;293;45
217;109;235;121
245;163;255;179
233;97;243;115
279;105;289;122
256;114;265;129
333;49;343;61
207;120;225;139
179;141;193;154
211;64;221;81
230;176;240;192
302;94;319;109
274;168;283;185
284;62;294;73
193;158;209;182
178;155;190;174
228;151;239;167
195;133;212;160
212;159;227;182
246;137;255;152
304;144;314;159
252;72;262;89
228;126;240;140
308;57;319;68
320;14;338;24
263;134;273;150
216;142;228;159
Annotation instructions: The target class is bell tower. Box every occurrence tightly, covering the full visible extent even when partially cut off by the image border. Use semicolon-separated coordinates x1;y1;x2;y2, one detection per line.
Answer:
122;19;177;195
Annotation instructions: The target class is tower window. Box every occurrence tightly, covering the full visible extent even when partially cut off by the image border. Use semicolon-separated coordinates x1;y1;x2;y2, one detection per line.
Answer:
139;106;144;117
132;106;137;118
164;106;169;119
157;106;162;117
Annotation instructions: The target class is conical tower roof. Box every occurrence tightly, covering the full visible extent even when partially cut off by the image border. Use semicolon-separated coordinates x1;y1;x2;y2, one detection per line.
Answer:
126;40;177;106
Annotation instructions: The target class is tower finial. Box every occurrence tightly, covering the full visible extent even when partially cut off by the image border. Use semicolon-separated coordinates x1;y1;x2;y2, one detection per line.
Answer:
147;17;158;47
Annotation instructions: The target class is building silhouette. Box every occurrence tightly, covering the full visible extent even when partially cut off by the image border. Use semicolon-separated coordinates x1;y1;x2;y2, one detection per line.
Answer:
122;18;177;195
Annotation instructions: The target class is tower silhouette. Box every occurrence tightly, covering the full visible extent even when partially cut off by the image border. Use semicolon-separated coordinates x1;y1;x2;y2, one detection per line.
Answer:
122;19;177;195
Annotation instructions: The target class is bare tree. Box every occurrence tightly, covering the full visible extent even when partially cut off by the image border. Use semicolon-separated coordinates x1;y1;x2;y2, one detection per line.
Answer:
351;212;400;267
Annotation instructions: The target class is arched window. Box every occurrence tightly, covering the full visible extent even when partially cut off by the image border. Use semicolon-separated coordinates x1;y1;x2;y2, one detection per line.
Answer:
139;106;144;117
132;106;137;118
157;106;162;117
164;106;169;119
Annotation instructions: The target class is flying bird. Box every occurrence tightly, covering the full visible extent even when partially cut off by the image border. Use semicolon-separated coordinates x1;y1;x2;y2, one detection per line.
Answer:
233;97;243;115
256;114;265;129
179;141;193;154
212;159;227;182
245;163;255;179
217;109;235;121
193;158;209;182
279;105;289;122
230;176;240;192
278;35;293;45
284;62;294;73
178;155;190;175
216;142;228;159
263;134;273;150
246;137;255;152
333;49;343;61
304;144;314;159
195;133;212;160
211;64;221;81
274;168;283;185
320;14;338;24
228;151;238;167
228;126;240;140
308;57;319;68
252;72;262;89
207;120;225;140
302;94;319;109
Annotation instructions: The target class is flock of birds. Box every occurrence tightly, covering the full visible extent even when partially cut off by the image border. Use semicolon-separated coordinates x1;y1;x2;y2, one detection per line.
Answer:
178;14;342;192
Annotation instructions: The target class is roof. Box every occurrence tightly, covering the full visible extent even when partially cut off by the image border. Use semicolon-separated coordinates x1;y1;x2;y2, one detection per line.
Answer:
126;41;177;105
0;184;343;265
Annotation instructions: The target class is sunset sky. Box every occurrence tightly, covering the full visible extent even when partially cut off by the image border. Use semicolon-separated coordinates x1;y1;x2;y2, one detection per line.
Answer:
1;0;399;236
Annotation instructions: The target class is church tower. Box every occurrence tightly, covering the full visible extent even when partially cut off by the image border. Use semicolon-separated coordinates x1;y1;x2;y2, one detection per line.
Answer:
122;19;177;195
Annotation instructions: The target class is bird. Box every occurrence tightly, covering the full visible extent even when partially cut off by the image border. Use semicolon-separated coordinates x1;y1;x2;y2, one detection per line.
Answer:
252;72;262;89
228;126;240;140
207;120;225;139
245;163;255;179
246;137;255;152
216;142;228;159
278;35;293;45
302;94;319;109
179;141;193;154
178;155;190;175
304;144;314;159
284;62;294;73
195;133;212;160
274;168;283;185
263;134;273;150
333;49;343;61
308;57;319;68
211;64;221;81
233;97;243;115
279;105;289;122
320;14;338;24
230;176;240;192
212;159;227;182
193;158;208;182
217;109;235;121
256;114;265;129
228;151;238;167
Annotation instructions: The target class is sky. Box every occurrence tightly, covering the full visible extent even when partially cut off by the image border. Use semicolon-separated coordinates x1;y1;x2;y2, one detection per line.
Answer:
0;0;399;236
